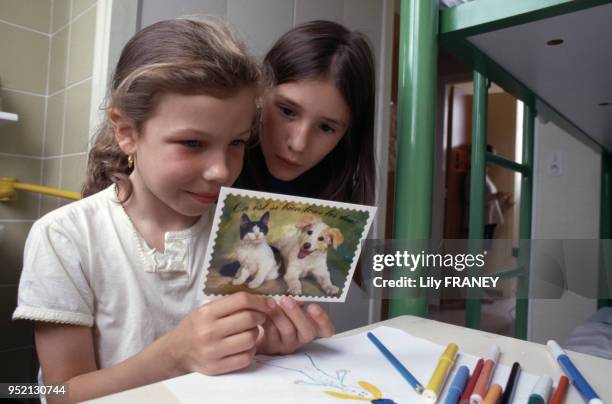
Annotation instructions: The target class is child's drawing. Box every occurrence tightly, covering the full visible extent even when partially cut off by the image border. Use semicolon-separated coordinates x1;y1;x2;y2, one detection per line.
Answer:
325;380;397;404
256;353;397;404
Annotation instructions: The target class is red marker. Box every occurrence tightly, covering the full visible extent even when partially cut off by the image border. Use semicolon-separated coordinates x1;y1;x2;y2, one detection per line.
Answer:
459;359;484;404
550;376;569;404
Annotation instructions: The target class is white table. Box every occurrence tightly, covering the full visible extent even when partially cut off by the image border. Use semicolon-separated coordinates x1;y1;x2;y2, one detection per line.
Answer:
86;315;612;403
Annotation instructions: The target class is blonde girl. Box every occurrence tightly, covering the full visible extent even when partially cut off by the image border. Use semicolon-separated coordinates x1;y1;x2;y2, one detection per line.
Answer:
13;18;333;403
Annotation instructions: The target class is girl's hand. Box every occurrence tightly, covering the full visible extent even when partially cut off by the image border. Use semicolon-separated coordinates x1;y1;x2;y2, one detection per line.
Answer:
163;292;276;376
257;296;335;355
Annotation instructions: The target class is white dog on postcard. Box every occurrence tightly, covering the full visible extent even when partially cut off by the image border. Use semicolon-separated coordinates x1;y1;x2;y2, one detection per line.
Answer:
277;215;344;296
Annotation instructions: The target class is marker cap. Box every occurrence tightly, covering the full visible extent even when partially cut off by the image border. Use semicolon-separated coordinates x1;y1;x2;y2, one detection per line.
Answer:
422;390;437;403
531;375;553;400
486;345;500;363
469;395;483;404
546;340;564;359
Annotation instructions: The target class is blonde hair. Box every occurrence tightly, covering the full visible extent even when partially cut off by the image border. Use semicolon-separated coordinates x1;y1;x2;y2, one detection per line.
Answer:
83;17;261;199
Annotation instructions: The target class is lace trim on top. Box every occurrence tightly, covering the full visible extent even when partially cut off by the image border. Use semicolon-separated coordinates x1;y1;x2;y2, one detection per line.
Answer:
111;185;208;274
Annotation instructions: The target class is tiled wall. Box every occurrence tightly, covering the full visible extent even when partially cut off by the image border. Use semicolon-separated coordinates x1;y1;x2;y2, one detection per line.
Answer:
0;0;97;383
41;0;96;215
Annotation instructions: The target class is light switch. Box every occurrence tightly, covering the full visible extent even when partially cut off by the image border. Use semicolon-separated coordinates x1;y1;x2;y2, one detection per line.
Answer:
547;151;563;176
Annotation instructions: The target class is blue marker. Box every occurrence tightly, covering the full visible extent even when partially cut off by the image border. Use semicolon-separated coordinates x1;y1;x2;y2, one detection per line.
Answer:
367;332;424;394
444;366;469;404
546;340;603;404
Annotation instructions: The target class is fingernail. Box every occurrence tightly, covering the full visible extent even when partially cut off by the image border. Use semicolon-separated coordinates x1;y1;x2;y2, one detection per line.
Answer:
281;297;295;310
309;304;322;316
267;298;277;310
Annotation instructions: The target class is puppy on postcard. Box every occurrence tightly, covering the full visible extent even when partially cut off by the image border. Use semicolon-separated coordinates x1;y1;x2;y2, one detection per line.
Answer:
278;214;344;296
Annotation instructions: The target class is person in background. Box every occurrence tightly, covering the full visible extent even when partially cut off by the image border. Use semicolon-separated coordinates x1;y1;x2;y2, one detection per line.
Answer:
484;145;514;241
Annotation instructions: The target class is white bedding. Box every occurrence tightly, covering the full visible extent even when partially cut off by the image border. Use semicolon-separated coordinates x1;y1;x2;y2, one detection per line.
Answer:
565;307;612;359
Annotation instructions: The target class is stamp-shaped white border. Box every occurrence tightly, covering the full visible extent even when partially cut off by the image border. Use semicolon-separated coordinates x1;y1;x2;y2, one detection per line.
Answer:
201;186;377;302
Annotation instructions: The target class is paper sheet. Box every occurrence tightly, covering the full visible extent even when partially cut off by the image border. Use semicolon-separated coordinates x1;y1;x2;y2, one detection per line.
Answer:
164;326;539;403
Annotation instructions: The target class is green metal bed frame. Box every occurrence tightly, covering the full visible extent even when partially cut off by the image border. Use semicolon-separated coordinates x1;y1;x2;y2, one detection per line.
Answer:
389;0;612;339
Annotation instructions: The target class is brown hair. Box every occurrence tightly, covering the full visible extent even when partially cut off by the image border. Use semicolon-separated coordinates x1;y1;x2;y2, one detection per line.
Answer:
82;17;261;199
238;20;376;205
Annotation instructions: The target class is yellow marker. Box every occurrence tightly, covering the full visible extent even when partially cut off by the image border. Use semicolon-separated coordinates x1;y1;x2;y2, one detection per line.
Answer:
423;343;459;403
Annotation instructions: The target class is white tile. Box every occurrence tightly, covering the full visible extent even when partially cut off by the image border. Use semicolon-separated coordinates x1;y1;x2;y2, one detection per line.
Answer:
295;0;344;25
60;154;87;193
0;0;52;33
72;0;96;17
44;92;65;157
64;80;92;154
67;7;96;85
0;22;49;94
227;0;294;59
49;27;69;93
40;158;62;216
52;0;71;32
140;0;227;28
0;90;45;156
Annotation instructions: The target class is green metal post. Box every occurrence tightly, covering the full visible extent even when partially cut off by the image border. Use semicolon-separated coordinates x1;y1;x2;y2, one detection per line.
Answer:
389;0;438;318
465;71;488;329
515;99;535;339
599;153;612;308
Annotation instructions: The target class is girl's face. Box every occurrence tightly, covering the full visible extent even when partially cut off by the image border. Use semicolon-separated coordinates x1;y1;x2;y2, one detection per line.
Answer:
124;89;256;220
259;79;350;181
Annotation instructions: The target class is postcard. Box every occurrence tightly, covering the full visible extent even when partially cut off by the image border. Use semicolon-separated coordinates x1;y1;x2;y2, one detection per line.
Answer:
201;187;377;302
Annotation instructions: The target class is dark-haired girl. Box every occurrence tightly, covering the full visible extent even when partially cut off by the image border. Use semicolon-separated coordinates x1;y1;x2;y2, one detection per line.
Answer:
238;20;376;206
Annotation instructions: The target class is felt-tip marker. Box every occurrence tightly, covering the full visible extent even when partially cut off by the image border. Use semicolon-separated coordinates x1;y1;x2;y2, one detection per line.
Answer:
500;362;521;404
482;384;502;404
470;345;500;404
527;375;552;404
424;343;459;403
550;375;569;404
367;332;424;394
547;340;603;404
444;366;470;404
460;359;484;404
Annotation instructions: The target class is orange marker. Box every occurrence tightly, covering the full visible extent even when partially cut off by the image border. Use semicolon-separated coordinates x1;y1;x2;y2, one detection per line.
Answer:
550;376;569;404
470;345;500;404
482;384;503;404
